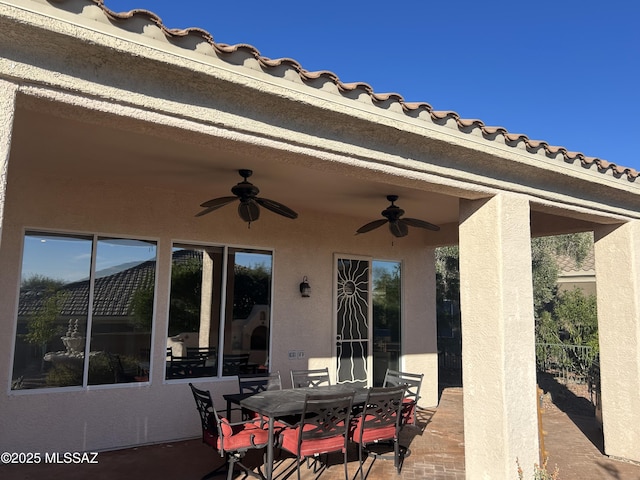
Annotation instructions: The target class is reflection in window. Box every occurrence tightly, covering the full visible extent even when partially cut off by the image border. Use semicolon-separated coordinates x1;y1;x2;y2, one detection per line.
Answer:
372;261;401;386
166;245;272;379
11;232;156;390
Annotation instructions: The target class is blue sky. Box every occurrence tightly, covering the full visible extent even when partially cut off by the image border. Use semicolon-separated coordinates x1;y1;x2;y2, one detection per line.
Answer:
104;0;639;171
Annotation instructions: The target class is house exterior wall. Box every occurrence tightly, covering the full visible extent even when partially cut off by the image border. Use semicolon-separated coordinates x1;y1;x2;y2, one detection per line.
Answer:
2;1;640;475
0;144;437;452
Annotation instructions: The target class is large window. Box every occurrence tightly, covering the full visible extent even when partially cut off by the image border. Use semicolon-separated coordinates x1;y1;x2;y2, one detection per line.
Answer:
11;232;156;390
166;244;272;380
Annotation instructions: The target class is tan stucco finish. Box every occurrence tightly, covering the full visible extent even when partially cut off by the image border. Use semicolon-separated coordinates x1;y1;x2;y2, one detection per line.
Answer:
1;1;640;477
594;222;640;463
459;195;538;479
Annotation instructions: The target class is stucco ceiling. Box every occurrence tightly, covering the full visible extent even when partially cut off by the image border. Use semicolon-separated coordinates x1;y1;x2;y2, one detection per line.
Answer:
10;95;612;239
11;98;461;229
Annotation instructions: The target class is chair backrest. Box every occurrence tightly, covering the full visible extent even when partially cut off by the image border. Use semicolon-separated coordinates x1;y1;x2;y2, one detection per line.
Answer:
238;371;282;394
383;369;424;425
186;346;216;360
188;382;221;450
168;356;207;378
353;386;405;442
383;369;423;404
222;353;250;375
290;367;331;388
299;392;354;444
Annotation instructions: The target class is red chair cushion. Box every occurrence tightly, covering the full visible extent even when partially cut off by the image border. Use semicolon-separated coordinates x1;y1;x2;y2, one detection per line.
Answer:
350;415;397;444
280;424;346;457
401;399;416;425
218;422;269;452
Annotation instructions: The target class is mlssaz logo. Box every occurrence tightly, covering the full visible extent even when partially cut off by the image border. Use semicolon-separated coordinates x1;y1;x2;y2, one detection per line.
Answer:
45;452;99;464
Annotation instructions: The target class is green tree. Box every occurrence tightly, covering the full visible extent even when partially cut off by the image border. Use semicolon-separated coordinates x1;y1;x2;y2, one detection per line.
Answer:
233;263;270;319
21;275;69;369
531;232;592;317
372;263;401;339
553;288;598;347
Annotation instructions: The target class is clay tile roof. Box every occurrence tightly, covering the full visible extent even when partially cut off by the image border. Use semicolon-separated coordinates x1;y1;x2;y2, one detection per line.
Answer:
556;249;595;273
18;250;201;318
63;1;639;181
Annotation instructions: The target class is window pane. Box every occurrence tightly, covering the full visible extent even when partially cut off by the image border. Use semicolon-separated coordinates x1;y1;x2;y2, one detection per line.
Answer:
372;261;401;386
88;238;156;385
12;232;92;390
166;245;222;380
222;249;272;376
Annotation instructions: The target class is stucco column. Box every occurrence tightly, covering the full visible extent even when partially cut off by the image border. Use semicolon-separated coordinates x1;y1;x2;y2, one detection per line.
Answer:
594;222;640;463
0;80;18;249
403;245;439;407
459;194;538;479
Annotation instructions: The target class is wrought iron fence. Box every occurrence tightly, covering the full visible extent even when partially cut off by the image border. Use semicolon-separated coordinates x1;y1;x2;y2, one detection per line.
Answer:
535;343;598;385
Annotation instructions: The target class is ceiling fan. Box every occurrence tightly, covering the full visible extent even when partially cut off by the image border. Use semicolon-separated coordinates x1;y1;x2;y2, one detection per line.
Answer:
196;169;298;224
356;195;440;238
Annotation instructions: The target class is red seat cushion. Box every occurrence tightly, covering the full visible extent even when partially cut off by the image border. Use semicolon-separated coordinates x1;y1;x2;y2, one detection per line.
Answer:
350;415;397;444
401;399;416;425
216;419;269;452
280;424;346;457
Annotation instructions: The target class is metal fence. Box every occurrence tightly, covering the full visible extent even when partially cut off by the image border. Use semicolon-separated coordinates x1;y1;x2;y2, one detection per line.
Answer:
535;343;598;385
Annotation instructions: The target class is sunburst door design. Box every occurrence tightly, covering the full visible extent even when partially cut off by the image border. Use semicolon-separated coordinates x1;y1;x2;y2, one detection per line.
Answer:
335;257;370;386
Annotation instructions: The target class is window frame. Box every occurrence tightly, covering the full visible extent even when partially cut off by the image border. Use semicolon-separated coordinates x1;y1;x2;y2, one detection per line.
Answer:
165;241;275;383
9;228;159;394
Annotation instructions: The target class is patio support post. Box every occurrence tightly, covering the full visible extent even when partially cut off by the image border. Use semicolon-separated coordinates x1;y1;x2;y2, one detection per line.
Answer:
459;194;538;480
0;79;18;250
594;222;640;463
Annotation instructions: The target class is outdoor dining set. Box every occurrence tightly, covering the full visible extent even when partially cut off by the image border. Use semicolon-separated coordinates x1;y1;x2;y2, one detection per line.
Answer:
189;367;424;480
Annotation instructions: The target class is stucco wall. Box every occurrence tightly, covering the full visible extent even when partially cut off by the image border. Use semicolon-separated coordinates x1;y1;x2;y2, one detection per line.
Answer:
0;150;437;452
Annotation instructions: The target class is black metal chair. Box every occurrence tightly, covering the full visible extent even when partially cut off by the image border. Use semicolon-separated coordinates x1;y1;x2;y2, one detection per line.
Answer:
278;391;355;480
222;353;251;375
187;346;217;361
237;372;282;420
189;383;269;480
349;386;406;478
105;352;137;383
167;355;207;379
383;369;424;427
290;367;331;388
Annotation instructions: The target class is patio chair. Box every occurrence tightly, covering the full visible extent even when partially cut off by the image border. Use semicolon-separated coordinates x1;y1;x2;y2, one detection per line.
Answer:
383;369;424;427
349;386;406;478
237;372;282;420
222;353;251;376
188;383;269;480
278;391;355;480
290;367;330;388
105;352;137;383
187;346;217;362
167;355;207;379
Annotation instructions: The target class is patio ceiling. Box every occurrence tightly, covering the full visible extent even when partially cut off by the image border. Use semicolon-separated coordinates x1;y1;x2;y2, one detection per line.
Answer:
10;95;615;240
11;97;461;228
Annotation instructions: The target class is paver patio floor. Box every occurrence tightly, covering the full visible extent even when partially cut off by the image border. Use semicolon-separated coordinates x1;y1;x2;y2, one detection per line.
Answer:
2;387;639;479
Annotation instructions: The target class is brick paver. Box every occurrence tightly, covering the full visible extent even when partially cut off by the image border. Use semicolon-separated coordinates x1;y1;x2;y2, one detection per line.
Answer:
3;387;639;479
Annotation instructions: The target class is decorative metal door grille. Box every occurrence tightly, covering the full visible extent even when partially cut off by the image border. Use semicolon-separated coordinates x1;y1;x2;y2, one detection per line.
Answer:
336;257;369;386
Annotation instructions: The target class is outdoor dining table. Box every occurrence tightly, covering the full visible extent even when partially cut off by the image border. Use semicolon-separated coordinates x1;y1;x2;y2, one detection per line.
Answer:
240;384;369;480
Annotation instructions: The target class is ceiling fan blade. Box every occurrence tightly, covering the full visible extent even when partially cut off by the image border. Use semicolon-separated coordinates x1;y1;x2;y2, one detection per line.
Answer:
199;196;238;208
195;206;221;217
389;220;409;238
403;217;441;232
356;219;388;235
238;200;260;223
255;197;298;219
